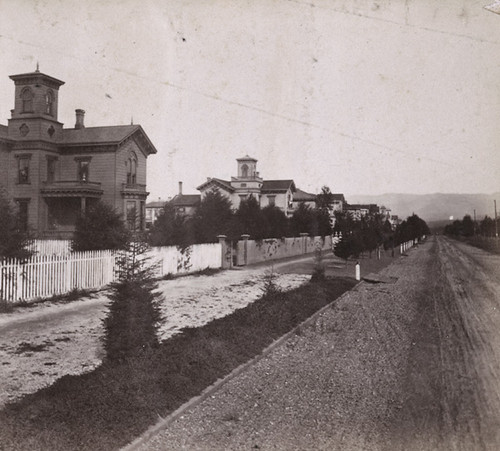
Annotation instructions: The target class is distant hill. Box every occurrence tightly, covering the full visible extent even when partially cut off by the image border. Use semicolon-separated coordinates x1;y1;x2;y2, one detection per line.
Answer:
346;193;500;223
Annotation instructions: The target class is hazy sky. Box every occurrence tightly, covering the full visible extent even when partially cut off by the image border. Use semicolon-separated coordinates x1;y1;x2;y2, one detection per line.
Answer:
1;0;499;200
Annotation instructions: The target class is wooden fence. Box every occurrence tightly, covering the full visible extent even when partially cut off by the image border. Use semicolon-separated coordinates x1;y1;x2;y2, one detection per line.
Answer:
0;251;116;303
27;239;72;255
0;243;222;304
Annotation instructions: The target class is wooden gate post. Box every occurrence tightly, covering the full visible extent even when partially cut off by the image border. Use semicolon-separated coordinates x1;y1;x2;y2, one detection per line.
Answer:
217;235;229;269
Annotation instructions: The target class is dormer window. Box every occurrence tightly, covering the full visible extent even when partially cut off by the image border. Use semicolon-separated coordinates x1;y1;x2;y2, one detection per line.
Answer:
45;90;54;115
21;88;34;113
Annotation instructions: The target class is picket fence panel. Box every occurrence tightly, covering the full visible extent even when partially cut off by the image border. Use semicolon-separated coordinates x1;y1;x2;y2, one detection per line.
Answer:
26;239;73;255
0;251;117;303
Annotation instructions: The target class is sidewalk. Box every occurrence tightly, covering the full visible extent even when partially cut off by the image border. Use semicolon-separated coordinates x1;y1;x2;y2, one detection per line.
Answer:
128;243;429;451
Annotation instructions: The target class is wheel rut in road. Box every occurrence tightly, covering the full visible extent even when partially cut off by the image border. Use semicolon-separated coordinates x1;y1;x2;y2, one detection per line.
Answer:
393;236;500;451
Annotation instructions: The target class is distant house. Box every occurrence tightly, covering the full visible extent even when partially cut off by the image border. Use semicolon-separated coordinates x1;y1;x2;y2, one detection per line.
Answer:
197;156;296;217
170;194;201;216
345;203;379;220
145;199;168;229
291;189;316;210
292;190;345;216
0;68;157;238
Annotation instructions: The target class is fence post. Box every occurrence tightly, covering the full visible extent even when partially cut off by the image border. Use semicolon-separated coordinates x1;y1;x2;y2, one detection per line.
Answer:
300;233;309;254
217;235;229;269
66;254;72;292
241;234;250;266
16;259;22;302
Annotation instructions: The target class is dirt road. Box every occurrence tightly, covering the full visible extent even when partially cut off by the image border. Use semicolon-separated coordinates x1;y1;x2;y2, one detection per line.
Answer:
393;236;500;450
135;236;500;451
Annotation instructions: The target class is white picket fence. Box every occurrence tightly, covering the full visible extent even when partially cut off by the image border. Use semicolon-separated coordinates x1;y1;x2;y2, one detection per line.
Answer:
0;243;223;304
0;251;116;303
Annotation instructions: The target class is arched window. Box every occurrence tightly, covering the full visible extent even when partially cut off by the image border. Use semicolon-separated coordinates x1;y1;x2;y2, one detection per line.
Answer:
126;152;138;185
21;88;34;113
241;164;248;178
45;90;54;115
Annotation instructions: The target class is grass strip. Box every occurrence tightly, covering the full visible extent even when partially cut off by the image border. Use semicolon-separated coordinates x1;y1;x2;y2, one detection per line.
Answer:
0;277;355;451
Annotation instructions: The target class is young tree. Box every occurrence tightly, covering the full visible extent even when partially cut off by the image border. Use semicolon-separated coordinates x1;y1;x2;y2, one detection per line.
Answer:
316;185;334;212
72;201;130;252
261;205;289;239
193;189;236;243
102;237;162;363
480;216;495;237
315;208;332;237
289;202;315;236
395;214;430;244
461;215;475;237
234;195;266;240
0;190;31;259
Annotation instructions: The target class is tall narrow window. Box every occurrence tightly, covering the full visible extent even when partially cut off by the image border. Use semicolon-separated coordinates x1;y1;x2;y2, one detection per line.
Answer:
21;88;34;113
76;159;90;182
17;156;31;184
241;164;248;178
126;201;136;231
45;90;54;115
47;157;57;183
126;152;138;185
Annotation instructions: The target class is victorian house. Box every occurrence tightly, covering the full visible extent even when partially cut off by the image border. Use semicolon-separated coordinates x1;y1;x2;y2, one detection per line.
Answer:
196;155;296;216
0;69;157;238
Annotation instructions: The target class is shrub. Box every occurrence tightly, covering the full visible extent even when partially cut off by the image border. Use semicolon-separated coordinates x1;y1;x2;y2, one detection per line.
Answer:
72;201;130;252
0;189;31;259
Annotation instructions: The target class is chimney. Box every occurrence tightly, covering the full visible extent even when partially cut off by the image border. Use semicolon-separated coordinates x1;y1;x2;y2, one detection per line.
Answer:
75;109;85;129
178;181;183;195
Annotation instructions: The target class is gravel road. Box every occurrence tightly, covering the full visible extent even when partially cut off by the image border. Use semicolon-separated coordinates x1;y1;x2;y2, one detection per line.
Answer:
133;236;500;451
